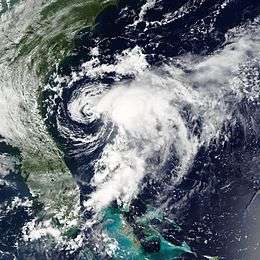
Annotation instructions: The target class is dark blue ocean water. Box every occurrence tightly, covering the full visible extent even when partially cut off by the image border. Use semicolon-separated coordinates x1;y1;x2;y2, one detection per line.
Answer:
41;0;260;259
1;0;260;259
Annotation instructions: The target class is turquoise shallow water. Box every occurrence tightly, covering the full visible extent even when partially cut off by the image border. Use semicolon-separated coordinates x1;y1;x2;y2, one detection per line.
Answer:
0;0;259;259
103;207;192;259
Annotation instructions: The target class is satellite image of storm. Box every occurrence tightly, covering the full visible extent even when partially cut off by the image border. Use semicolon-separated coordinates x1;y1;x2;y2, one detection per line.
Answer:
0;0;259;259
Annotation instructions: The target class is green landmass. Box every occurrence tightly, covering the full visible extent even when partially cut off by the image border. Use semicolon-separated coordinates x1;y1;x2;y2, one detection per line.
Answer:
17;0;117;76
6;0;118;227
15;0;117;217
